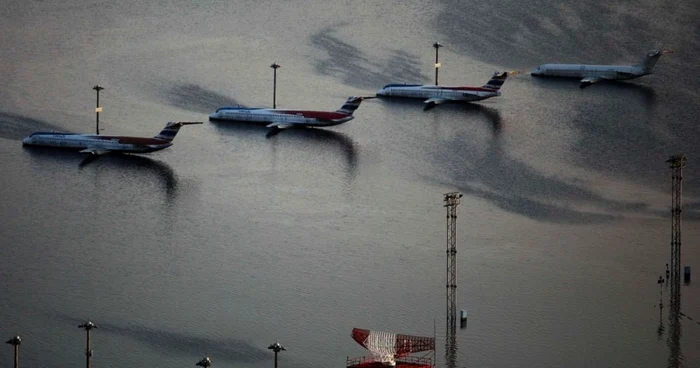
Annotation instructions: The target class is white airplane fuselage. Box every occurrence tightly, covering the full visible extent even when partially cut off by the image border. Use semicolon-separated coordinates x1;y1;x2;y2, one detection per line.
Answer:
208;107;354;127
22;121;201;154
23;133;173;153
530;64;647;80
376;84;501;102
530;50;672;87
209;96;367;129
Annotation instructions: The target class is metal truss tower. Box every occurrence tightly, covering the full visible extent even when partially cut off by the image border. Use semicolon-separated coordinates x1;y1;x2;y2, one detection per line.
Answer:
666;154;686;367
443;192;461;368
667;154;686;312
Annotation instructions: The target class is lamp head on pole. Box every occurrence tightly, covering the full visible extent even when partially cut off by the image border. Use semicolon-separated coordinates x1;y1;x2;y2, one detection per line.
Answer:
666;153;687;168
5;336;21;346
270;63;281;70
92;85;104;92
78;321;97;331
268;342;286;353
433;42;443;50
196;356;212;367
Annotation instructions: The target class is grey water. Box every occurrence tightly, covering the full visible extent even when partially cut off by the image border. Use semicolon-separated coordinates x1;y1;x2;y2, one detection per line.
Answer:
1;0;700;367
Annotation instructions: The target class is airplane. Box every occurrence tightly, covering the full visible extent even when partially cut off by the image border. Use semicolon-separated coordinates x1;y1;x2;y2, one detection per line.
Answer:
22;121;202;155
208;96;373;129
375;71;517;110
530;49;675;88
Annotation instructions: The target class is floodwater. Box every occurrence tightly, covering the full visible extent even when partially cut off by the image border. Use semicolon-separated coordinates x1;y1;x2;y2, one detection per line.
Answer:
1;1;699;367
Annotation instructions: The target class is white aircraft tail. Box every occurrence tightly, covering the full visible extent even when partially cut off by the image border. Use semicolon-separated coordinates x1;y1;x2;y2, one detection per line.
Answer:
482;71;510;90
637;50;674;73
154;121;202;141
336;96;372;115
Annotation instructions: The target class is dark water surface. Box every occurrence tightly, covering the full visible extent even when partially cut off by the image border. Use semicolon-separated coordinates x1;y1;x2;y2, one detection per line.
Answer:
1;1;699;367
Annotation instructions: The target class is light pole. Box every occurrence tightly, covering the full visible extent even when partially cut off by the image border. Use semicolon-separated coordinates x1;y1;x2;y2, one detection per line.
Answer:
196;355;212;368
433;42;443;85
92;85;104;135
78;320;97;368
268;341;286;368
270;63;281;108
6;336;21;368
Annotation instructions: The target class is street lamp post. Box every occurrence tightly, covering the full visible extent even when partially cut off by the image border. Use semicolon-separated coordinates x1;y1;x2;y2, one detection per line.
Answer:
196;355;212;368
433;42;443;85
78;320;97;368
6;336;21;368
270;63;281;108
92;85;104;135
268;341;286;368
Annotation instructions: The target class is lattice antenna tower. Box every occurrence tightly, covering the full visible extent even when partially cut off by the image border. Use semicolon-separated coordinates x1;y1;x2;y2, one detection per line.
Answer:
666;154;686;312
443;192;461;368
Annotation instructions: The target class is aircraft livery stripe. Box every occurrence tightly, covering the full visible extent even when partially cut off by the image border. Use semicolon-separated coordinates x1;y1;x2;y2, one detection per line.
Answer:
421;86;498;92
273;111;347;119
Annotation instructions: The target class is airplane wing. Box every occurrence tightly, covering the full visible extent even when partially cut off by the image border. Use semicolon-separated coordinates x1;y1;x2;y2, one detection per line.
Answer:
79;148;111;155
265;122;295;129
423;97;449;111
424;97;449;105
579;76;603;88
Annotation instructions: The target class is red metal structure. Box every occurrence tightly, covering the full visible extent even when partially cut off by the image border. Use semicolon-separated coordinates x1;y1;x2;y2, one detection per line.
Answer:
347;328;434;368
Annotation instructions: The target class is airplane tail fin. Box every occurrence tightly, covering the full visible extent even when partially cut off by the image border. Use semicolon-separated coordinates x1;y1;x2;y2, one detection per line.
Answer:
154;121;202;141
336;96;374;115
637;50;674;73
481;71;512;90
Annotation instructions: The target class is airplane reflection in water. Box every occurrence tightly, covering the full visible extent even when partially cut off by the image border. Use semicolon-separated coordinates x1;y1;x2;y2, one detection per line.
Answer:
377;95;502;133
459;103;503;133
211;121;357;179
86;154;177;192
268;127;357;174
25;146;179;200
